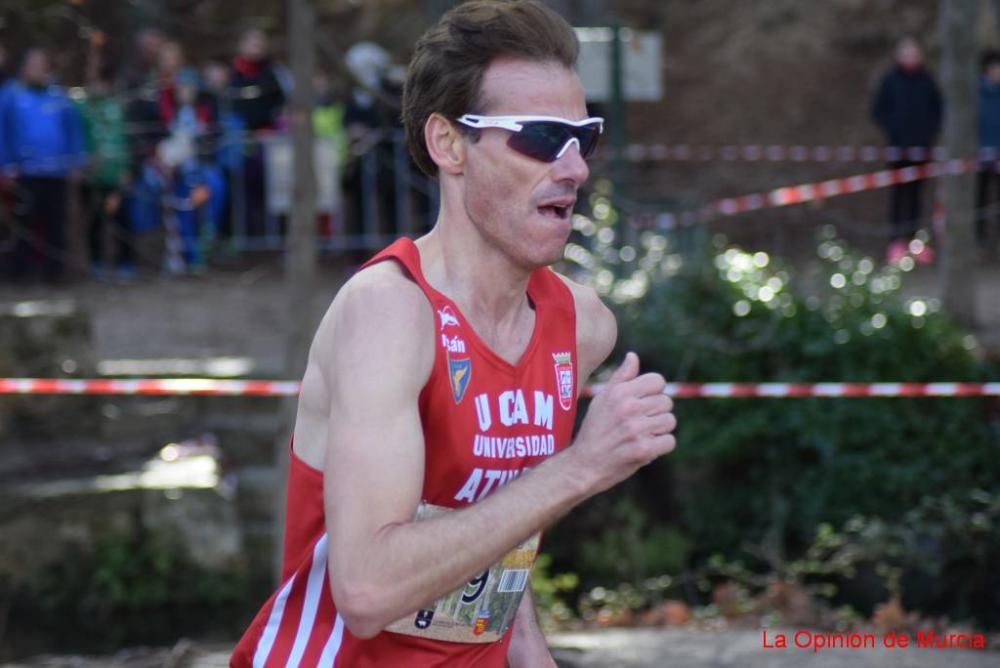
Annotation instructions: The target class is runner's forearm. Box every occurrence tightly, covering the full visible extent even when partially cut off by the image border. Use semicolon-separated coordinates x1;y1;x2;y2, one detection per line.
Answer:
330;449;591;638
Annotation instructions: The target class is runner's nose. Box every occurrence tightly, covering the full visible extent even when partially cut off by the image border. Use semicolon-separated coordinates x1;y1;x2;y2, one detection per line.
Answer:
551;140;589;186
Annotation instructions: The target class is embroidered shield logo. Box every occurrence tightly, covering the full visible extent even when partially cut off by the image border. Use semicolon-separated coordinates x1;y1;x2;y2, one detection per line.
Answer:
473;608;490;636
553;352;574;411
448;356;472;404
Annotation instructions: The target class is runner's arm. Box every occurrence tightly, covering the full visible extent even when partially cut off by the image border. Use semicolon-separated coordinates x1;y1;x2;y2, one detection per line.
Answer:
322;267;671;639
506;589;557;668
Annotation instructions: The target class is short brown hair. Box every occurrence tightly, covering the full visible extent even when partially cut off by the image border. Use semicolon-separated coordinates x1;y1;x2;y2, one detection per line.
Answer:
402;0;579;176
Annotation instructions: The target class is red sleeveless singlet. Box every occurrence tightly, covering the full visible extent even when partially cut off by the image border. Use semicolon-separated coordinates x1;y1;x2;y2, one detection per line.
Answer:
231;238;579;667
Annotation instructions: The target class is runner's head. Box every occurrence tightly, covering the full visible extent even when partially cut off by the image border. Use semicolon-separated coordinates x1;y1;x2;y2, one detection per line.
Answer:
403;0;583;178
404;1;596;267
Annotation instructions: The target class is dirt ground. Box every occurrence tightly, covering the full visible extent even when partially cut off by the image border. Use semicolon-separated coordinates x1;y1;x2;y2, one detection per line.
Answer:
1;255;998;373
1;259;348;379
4;629;998;668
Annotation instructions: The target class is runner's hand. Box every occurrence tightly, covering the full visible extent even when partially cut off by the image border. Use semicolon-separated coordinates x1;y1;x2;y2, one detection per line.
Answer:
571;352;676;494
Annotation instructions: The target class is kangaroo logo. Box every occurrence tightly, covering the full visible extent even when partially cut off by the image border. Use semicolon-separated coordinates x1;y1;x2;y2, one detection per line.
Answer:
438;305;460;329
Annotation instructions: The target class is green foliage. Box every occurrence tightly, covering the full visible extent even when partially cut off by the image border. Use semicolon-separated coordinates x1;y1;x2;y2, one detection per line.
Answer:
557;204;1000;628
530;553;579;631
566;219;996;551
888;489;1000;626
698;489;1000;628
578;497;691;583
576;574;677;626
13;530;249;652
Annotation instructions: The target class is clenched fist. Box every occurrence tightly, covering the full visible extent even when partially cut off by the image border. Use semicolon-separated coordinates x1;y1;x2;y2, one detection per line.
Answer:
572;352;677;494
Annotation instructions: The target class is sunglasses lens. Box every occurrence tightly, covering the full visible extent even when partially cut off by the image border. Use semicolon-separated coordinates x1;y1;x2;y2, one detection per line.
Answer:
507;123;566;161
507;122;601;162
576;125;601;158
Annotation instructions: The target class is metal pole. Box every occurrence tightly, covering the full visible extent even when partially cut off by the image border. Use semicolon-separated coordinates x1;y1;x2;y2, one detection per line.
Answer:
609;22;635;261
938;0;979;327
275;0;318;584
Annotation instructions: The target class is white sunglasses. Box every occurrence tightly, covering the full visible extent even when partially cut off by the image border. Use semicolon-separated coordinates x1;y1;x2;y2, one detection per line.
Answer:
456;114;605;162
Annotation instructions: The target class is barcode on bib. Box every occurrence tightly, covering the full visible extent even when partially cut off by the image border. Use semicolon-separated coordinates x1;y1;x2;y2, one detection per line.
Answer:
497;569;529;593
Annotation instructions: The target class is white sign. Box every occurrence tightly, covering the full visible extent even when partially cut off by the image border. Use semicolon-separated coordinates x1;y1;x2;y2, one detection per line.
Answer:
575;27;663;102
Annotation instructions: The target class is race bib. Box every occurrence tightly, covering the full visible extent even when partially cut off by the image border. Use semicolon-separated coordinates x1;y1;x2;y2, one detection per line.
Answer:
384;502;539;643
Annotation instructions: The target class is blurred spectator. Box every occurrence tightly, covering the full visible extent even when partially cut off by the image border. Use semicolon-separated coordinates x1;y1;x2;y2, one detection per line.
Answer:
126;154;168;275
165;67;217;137
343;41;390;152
155;43;217;132
0;48;86;282
313;69;347;238
122;28;166;92
0;43;11;90
977;49;1000;261
229;29;285;132
229;28;285;238
125;36;173;174
342;41;402;237
76;60;132;279
168;142;226;273
203;59;244;241
872;37;942;264
0;42;13;262
313;70;346;160
161;69;225;272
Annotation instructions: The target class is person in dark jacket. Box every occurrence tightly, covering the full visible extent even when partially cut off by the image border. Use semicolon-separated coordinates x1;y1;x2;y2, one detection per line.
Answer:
977;50;1000;260
229;28;285;132
871;37;943;264
0;48;87;281
0;43;11;90
229;28;286;238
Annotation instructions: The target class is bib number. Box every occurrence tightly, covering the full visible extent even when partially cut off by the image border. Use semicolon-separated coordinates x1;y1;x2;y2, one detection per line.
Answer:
384;503;540;643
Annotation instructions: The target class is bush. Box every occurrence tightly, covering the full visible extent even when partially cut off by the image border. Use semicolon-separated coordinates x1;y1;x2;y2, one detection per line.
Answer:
7;528;250;655
550;206;999;628
702;488;1000;629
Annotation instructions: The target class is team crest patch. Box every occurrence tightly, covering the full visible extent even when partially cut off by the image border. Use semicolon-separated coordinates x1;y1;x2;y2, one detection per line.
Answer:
473;608;490;636
553;352;574;410
448;356;472;403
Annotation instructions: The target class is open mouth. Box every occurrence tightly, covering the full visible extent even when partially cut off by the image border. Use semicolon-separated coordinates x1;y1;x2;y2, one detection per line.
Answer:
538;203;573;220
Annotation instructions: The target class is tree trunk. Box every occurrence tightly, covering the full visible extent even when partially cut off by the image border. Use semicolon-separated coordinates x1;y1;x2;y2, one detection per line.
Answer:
274;0;318;583
938;0;979;328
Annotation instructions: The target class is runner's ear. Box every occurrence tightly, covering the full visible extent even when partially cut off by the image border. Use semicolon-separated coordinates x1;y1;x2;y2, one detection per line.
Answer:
425;112;465;176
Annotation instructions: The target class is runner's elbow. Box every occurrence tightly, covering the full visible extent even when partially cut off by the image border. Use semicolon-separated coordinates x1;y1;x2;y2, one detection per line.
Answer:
341;612;383;640
330;578;391;639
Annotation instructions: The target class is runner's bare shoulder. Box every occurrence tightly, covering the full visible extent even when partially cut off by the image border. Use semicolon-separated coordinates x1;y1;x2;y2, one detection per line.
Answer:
553;272;617;379
311;261;435;390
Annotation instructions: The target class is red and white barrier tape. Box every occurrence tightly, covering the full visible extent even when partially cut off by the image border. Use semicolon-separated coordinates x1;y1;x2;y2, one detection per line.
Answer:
583;383;1000;399
0;378;301;397
1;378;997;398
628;159;976;228
604;144;1000;164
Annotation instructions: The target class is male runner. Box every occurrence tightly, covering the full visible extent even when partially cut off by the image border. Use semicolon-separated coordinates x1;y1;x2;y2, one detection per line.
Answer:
232;2;676;666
